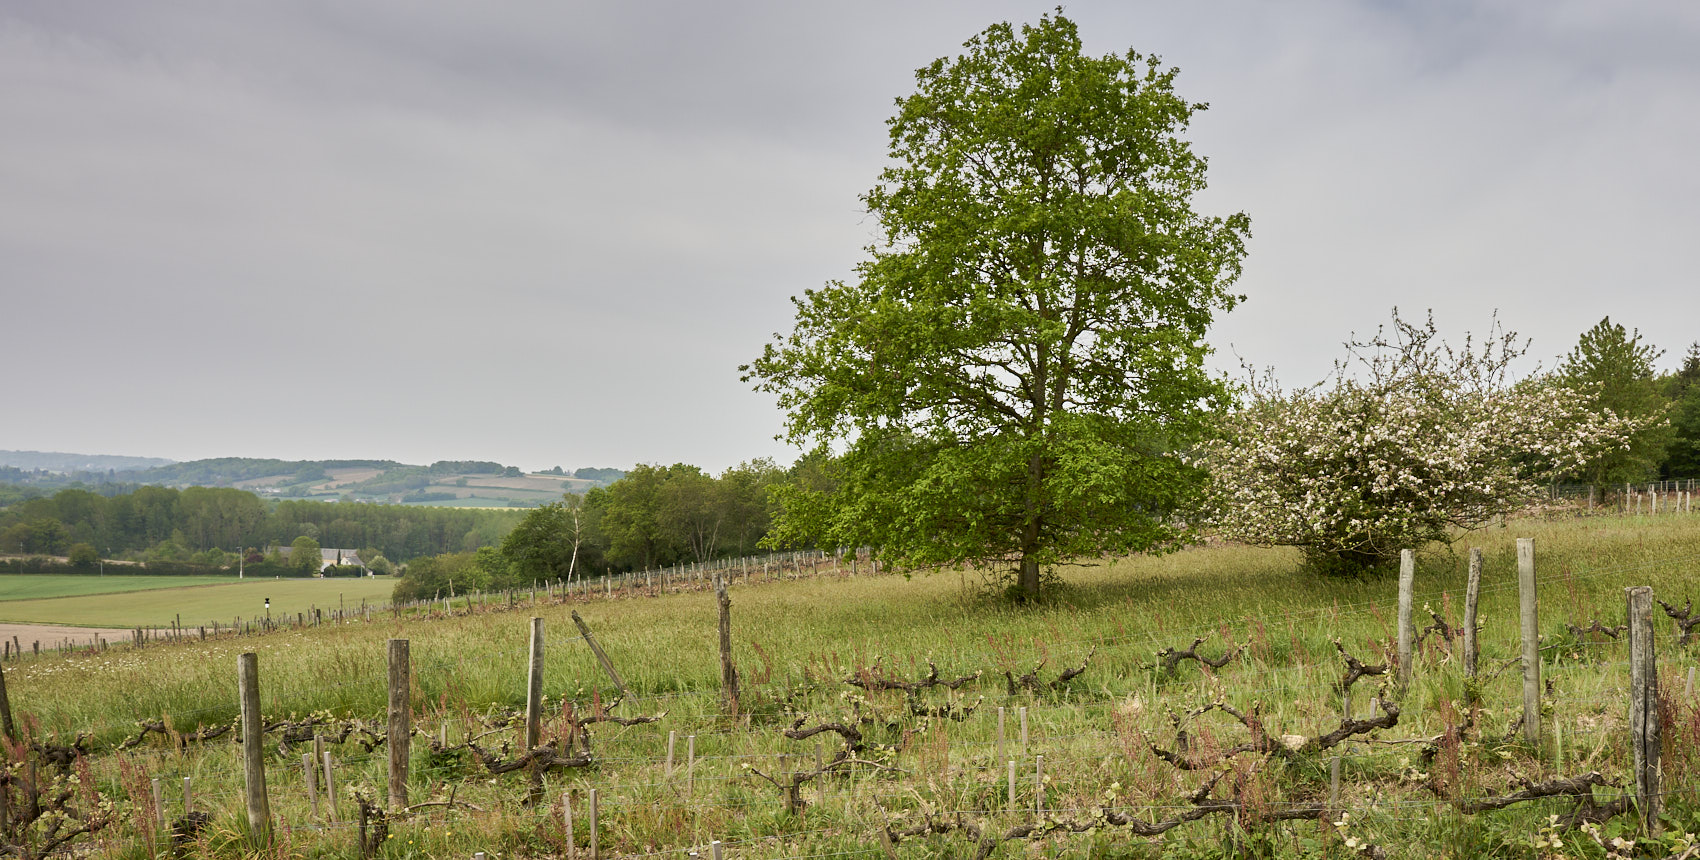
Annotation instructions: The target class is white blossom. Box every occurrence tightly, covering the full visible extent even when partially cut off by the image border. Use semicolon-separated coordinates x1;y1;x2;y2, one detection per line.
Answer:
1199;311;1652;572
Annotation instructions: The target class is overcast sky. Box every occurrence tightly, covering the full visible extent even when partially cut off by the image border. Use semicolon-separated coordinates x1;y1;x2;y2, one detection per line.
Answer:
4;1;1697;473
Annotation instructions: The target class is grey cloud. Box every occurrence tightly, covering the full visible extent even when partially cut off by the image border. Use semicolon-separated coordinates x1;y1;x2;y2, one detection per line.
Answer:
3;1;1697;470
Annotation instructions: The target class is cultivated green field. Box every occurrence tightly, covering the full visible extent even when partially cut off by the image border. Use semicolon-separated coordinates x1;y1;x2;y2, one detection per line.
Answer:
0;574;237;602
4;514;1700;858
0;575;398;627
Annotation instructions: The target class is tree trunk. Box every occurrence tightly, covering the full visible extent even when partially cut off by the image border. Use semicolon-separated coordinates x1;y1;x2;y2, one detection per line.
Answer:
1018;556;1040;602
1020;450;1043;602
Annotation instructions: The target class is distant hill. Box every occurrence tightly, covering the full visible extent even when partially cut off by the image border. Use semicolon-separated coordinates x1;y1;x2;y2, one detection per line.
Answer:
131;458;400;486
0;452;626;508
0;450;174;473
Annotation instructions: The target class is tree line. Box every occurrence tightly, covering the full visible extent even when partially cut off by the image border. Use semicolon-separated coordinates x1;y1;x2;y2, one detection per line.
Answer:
0;485;520;569
391;460;784;601
1554;318;1700;483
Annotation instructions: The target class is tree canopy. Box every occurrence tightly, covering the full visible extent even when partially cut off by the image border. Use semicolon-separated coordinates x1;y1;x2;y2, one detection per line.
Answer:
1557;317;1671;484
745;12;1249;600
1662;342;1700;479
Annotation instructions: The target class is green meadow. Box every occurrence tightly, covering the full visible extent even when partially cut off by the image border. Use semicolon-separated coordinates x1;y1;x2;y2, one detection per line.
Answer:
0;574;237;602
4;513;1699;858
0;575;398;627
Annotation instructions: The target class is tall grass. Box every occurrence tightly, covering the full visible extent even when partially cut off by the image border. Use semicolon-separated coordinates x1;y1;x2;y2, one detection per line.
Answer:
6;512;1700;858
0;576;396;627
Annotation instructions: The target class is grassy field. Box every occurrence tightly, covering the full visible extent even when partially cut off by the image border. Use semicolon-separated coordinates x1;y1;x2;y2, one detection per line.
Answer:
4;513;1700;858
0;574;238;602
0;575;397;627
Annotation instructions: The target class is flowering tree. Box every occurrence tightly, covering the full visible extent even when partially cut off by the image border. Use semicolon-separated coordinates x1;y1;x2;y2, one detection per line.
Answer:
1199;311;1650;574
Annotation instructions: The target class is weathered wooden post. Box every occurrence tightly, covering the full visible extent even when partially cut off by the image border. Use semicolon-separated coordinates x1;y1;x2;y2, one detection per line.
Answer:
302;752;320;817
525;619;545;749
715;575;739;717
1627;585;1661;835
1462;548;1482;682
570;611;629;697
0;657;14;742
322;748;339;821
816;741;827;808
1518;538;1540;746
388;639;410;809
1397;549;1415;693
526;617;546;802
237;652;271;842
589;788;600;860
562;792;577;860
665;730;677;779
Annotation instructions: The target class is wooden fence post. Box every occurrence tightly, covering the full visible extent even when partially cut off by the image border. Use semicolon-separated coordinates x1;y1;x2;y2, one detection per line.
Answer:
388;639;410;810
715;575;739;717
589;788;600;860
302;752;320;817
1463;547;1482;682
526;617;546;801
1518;538;1540;746
1397;549;1415;693
1627;585;1661;835
237;652;271;842
666;730;677;779
322;749;339;821
687;734;697;798
816;741;827;808
570;611;630;697
562;792;577;860
0;657;14;742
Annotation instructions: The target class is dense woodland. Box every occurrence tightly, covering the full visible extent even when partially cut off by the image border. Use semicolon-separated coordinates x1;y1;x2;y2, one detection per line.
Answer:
0;459;791;592
0;487;519;568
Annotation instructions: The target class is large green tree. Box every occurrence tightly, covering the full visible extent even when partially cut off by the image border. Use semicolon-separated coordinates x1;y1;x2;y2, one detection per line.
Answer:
1557;317;1671;484
744;12;1248;601
592;464;687;570
289;535;322;576
502;497;589;583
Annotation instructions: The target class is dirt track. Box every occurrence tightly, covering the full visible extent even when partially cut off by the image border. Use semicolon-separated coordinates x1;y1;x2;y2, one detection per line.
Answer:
0;622;132;650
